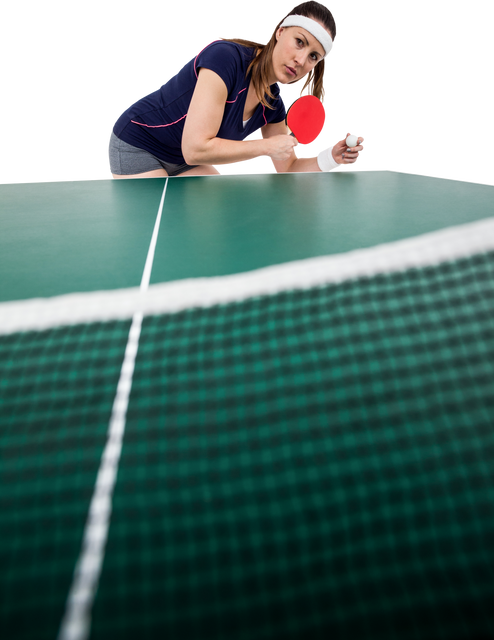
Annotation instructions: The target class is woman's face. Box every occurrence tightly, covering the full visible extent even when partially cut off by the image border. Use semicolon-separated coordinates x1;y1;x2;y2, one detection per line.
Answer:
270;23;327;84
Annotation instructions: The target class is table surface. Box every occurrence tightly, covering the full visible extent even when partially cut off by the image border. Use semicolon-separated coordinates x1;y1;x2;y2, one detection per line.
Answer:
2;171;493;303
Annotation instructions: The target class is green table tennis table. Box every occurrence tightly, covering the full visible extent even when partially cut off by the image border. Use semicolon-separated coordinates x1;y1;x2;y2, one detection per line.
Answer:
1;171;494;640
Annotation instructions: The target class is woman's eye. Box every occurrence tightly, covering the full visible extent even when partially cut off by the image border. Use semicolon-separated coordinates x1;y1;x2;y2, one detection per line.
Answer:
295;38;318;61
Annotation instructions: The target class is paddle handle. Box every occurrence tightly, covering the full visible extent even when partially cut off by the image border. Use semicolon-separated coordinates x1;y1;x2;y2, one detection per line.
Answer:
288;129;304;147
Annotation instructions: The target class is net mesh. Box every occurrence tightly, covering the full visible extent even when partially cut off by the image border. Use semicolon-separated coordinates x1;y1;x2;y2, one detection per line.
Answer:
1;252;494;639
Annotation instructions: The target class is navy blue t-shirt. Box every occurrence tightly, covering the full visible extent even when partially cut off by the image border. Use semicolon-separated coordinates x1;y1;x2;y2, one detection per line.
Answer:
113;41;287;164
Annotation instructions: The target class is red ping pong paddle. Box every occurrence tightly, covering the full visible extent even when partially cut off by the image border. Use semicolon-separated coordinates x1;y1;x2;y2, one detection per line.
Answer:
286;95;325;144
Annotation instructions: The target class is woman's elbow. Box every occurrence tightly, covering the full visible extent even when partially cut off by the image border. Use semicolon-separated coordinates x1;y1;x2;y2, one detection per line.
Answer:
182;137;211;165
182;144;199;165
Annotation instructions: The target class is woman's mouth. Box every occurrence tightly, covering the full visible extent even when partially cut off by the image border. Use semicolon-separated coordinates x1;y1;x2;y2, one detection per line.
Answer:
285;66;297;78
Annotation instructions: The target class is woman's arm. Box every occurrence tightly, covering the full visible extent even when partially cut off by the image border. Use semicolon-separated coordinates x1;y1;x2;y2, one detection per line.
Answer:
182;68;297;166
262;121;318;173
260;122;367;173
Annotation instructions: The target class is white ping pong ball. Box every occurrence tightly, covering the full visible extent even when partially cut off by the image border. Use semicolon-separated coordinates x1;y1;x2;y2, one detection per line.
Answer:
346;134;358;148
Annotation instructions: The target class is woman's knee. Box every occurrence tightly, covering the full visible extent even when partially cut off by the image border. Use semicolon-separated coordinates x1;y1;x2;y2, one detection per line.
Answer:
179;165;220;177
110;169;168;180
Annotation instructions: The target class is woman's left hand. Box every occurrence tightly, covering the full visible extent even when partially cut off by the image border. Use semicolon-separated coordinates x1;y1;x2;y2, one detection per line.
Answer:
332;134;364;164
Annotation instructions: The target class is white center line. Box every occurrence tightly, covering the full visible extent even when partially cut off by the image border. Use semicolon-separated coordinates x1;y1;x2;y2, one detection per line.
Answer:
57;178;169;640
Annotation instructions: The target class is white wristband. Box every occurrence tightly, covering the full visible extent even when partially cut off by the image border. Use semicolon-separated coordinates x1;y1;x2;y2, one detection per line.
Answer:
317;147;339;172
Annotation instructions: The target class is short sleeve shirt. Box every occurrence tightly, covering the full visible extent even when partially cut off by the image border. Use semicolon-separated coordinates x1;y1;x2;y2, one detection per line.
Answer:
113;41;287;164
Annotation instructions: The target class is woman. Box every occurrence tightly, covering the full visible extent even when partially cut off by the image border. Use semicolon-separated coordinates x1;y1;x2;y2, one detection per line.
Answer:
109;1;363;179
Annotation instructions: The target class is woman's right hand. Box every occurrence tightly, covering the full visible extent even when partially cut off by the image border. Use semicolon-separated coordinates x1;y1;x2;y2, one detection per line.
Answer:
263;134;298;161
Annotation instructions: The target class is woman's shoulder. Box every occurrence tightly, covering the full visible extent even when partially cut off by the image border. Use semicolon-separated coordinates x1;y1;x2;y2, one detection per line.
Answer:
197;40;257;67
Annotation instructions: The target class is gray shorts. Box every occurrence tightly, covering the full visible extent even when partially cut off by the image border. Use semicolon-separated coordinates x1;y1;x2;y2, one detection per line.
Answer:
109;132;198;177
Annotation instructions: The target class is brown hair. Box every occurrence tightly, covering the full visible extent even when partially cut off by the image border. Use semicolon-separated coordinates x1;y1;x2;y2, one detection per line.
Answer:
223;2;336;109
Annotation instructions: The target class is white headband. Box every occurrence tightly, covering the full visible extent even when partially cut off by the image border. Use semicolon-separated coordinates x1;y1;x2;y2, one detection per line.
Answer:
280;15;333;57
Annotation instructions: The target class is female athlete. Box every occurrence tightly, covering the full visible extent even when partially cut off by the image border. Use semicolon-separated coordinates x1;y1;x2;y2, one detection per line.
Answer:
109;1;364;179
